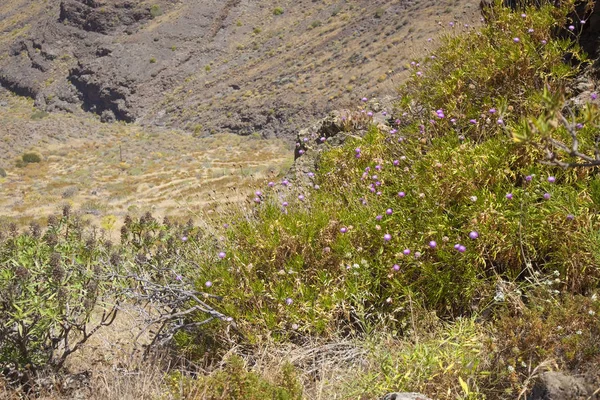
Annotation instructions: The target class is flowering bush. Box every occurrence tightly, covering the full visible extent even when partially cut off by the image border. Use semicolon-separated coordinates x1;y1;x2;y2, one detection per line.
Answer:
0;212;122;383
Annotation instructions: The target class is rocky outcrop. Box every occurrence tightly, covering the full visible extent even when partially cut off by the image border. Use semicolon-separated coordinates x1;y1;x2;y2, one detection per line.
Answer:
68;61;135;122
530;371;600;400
289;97;393;191
59;0;152;34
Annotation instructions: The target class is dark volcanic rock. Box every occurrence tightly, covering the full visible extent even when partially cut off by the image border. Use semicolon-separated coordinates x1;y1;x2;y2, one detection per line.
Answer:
68;61;135;122
59;0;151;34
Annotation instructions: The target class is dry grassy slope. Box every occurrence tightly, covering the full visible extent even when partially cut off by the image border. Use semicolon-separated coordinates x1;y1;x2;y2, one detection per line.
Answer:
144;0;482;137
0;91;292;227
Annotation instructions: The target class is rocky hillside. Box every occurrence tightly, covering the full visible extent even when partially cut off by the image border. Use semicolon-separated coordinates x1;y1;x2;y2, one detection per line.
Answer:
0;0;482;140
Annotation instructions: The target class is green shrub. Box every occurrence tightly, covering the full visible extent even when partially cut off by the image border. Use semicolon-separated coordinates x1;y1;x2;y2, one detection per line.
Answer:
398;0;584;142
309;20;322;29
150;57;157;63
30;110;49;120
21;152;42;164
273;7;284;16
176;0;600;344
166;355;302;399
0;216;122;378
0;168;6;178
150;4;162;18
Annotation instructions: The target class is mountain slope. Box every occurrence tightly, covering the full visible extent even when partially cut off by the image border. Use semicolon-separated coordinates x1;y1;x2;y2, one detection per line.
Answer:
0;0;482;139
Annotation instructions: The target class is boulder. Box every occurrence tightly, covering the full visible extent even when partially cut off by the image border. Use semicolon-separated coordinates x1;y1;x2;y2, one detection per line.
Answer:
529;371;599;400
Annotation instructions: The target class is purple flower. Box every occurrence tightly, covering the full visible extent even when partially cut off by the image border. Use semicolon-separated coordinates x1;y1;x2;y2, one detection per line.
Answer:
254;197;261;203
398;191;406;198
506;193;513;200
525;175;533;182
340;227;347;233
205;281;213;287
376;215;382;221
375;164;382;171
298;149;304;155
181;236;188;242
543;192;551;200
285;298;293;305
576;123;584;130
469;231;479;240
547;176;556;183
282;201;288;207
282;179;289;186
255;190;262;197
268;181;275;187
386;208;393;215
541;39;547;45
355;148;361;154
497;118;504;125
393;264;400;271
528;28;534;33
454;244;461;250
384;233;392;241
367;112;374;117
513;37;520;43
393;160;400;166
320;137;326;142
298;194;305;201
568;25;575;31
218;252;226;259
449;21;455;27
592;93;598;101
469;119;477;124
566;214;575;221
489;108;496;114
362;97;368;102
175;275;183;281
429;241;437;248
521;13;526;18
458;245;466;253
403;249;411;255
